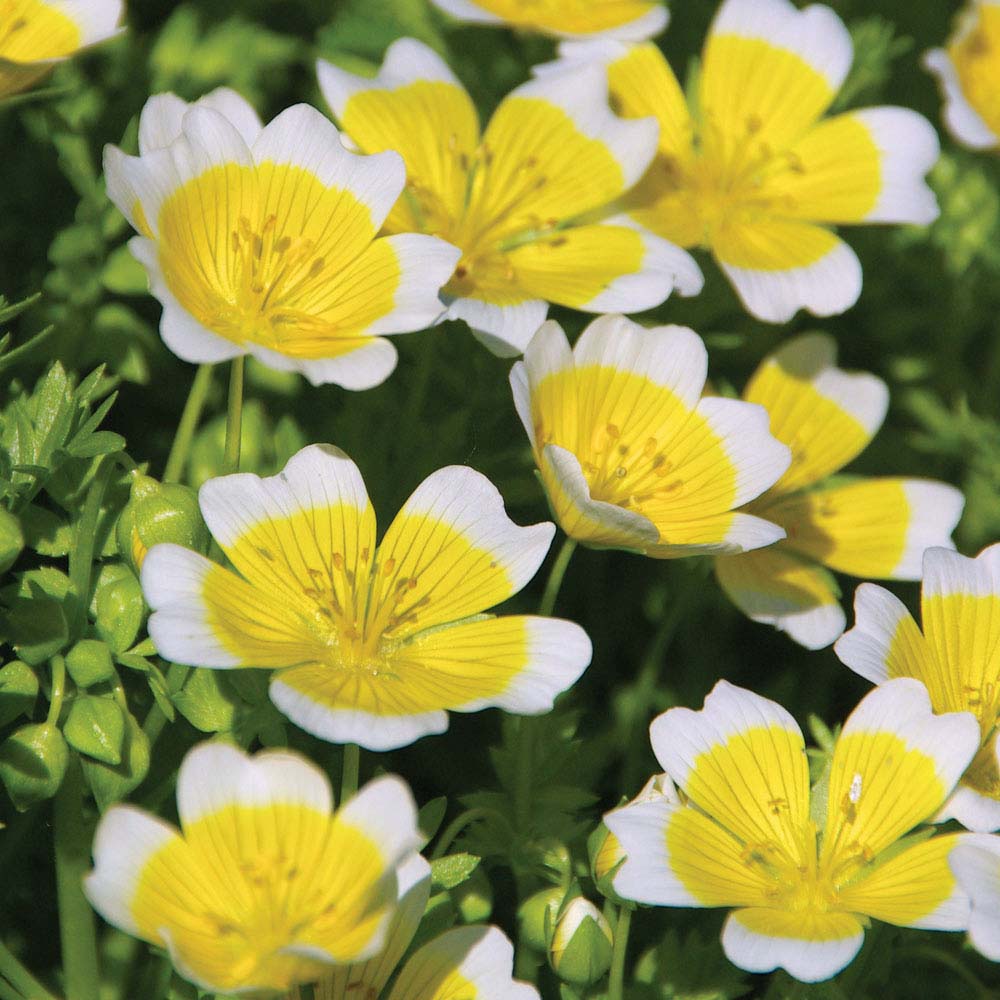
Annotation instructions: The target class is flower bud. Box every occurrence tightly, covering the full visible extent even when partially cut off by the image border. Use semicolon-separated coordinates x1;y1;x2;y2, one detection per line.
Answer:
0;722;69;810
0;661;39;728
452;866;493;924
0;508;23;574
115;472;207;572
93;569;145;653
591;774;678;902
548;898;613;986
517;886;564;953
65;639;116;687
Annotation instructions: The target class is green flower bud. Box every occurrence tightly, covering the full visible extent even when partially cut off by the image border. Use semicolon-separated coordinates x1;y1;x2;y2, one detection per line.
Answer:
517;886;564;953
63;695;126;765
0;508;23;574
0;661;39;728
451;865;493;924
548;898;614;987
93;570;145;653
81;713;150;811
116;472;208;573
65;639;116;687
0;722;69;810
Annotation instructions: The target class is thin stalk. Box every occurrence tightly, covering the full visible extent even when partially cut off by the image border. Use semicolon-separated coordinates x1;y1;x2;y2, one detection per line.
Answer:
340;744;360;803
223;356;245;474
54;759;100;1000
46;655;65;726
430;807;503;860
514;536;578;835
0;938;57;1000
607;906;632;1000
163;363;214;483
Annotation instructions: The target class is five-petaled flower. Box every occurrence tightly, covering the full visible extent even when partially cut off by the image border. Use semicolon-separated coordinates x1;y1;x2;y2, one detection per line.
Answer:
714;333;963;649
141;444;591;750
0;0;122;99
429;0;668;42
607;678;980;983
84;742;420;995
548;0;940;322
837;544;1000;833
510;314;791;557
925;0;1000;151
317;38;702;357
297;854;539;1000
103;90;461;389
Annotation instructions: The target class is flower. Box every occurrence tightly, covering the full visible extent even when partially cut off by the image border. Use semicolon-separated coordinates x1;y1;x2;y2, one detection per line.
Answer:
836;544;1000;833
714;333;964;649
509;314;791;557
949;835;1000;961
141;444;591;751
547;897;614;986
317;39;702;357
429;0;668;42
548;0;940;323
305;854;538;1000
0;0;123;99
84;741;420;995
925;1;1000;151
103;90;461;389
607;678;980;983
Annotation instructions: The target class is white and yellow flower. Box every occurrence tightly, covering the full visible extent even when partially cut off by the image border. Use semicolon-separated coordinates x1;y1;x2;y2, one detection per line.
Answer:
84;741;420;995
103;92;461;389
714;333;963;649
549;0;940;323
949;835;1000;961
141;444;591;751
607;679;980;983
836;544;1000;833
509;314;791;557
429;0;668;42
304;854;538;1000
925;1;1000;151
0;0;123;99
317;39;702;356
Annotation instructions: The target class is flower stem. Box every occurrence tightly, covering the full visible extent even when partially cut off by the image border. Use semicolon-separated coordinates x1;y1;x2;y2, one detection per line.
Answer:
607;905;632;1000
163;363;214;483
54;758;100;1000
223;356;245;474
514;536;578;835
341;743;360;803
46;655;65;726
430;807;502;860
0;938;57;1000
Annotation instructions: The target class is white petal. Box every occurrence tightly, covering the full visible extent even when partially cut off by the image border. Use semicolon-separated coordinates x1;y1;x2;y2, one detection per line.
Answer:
721;910;863;983
890;480;964;579
51;0;124;45
505;64;658;189
721;238;862;324
709;0;852;92
176;742;333;826
853;107;940;225
83;805;180;938
921;542;1000;599
251;104;405;231
950;836;1000;959
250;338;399;391
446;295;550;357
142;543;240;668
336;774;422;866
923;48;1000;151
833;583;914;685
939;784;1000;834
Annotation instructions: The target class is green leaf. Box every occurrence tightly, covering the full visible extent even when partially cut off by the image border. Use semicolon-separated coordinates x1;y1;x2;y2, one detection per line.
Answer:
19;503;72;556
418;796;448;846
63;694;126;765
0;661;39;728
3;588;69;666
430;852;481;891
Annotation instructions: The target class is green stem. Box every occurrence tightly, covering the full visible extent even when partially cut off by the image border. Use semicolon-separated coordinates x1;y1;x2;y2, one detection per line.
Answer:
0;938;57;1000
54;759;100;1000
514;536;578;834
46;655;65;726
430;807;501;860
341;743;360;803
68;457;113;638
163;363;214;483
607;906;632;1000
223;356;245;474
538;537;577;618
